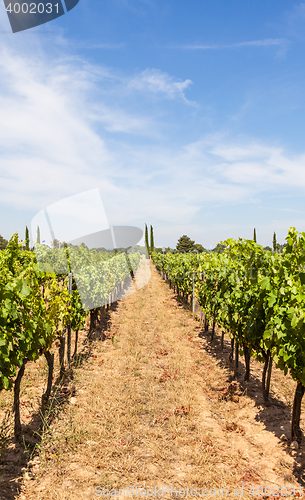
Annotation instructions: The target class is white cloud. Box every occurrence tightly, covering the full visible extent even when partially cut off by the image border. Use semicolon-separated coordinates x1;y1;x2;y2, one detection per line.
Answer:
0;35;304;247
71;42;126;50
0;40;196;220
173;39;288;49
127;68;193;103
171;38;290;56
88;104;157;135
234;39;288;47
0;47;115;210
208;140;305;189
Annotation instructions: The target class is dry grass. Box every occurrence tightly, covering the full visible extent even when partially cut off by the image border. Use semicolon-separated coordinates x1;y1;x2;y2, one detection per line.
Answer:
0;261;304;499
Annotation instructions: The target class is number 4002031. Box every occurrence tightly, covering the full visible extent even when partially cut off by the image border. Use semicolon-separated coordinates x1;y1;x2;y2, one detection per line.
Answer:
6;3;60;14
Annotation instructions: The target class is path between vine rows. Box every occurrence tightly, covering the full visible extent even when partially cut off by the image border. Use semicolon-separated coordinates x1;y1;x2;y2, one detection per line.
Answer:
4;262;305;499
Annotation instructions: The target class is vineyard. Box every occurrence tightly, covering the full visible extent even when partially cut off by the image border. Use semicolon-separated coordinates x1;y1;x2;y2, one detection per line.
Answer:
152;227;305;443
1;228;305;498
0;234;142;440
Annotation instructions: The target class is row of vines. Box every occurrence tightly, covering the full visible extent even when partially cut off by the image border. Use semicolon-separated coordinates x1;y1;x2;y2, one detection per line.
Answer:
152;227;305;442
0;233;142;440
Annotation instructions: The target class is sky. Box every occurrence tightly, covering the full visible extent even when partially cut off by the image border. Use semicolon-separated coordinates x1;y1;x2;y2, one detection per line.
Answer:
1;0;305;249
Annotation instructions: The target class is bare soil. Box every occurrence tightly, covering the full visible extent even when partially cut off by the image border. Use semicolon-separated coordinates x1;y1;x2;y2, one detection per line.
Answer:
0;262;304;499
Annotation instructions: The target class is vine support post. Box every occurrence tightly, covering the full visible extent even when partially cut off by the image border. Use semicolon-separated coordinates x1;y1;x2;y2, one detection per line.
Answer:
67;272;72;367
192;271;195;315
291;382;305;441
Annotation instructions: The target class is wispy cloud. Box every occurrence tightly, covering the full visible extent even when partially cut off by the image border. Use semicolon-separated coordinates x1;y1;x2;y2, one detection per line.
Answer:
169;38;290;55
0;40;195;217
206;138;305;192
0;38;304;219
0;34;303;247
286;2;305;40
231;38;288;48
62;40;127;50
88;103;157;135
127;68;194;104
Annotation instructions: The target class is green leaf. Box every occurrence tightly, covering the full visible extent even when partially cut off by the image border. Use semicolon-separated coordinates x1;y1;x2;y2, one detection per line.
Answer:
20;283;30;298
273;354;279;364
268;292;277;307
261;277;271;290
2;377;10;390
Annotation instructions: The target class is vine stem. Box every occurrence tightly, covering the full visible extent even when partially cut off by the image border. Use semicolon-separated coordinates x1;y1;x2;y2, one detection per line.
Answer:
43;351;54;402
291;382;305;441
243;345;250;382
262;350;272;403
14;359;26;439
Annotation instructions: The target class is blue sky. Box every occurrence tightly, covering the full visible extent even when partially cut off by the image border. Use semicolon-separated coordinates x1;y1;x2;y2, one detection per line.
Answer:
1;0;305;248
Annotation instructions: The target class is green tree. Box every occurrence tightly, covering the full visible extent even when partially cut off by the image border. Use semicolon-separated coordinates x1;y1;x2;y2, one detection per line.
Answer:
273;232;277;253
212;243;226;253
150;225;154;253
176;235;195;253
25;226;30;251
152;247;163;253
145;224;149;255
0;235;8;250
194;243;206;253
36;226;40;244
253;228;257;243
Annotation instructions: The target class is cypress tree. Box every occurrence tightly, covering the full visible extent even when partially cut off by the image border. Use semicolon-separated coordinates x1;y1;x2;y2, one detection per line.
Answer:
25;226;29;250
37;226;40;244
253;228;256;243
273;232;277;253
145;224;149;255
150;225;154;253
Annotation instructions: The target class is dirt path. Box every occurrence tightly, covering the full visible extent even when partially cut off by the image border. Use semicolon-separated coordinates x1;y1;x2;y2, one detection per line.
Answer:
2;262;305;499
